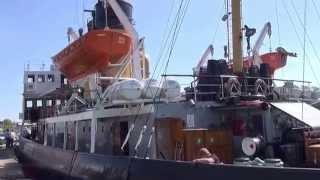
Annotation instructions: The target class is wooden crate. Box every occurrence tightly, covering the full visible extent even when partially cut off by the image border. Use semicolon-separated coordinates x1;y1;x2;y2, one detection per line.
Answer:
183;129;207;161
205;130;233;163
155;119;185;160
183;129;233;163
305;144;320;166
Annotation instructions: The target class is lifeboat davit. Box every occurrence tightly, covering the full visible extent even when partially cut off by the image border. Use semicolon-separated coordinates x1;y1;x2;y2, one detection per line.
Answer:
53;29;131;81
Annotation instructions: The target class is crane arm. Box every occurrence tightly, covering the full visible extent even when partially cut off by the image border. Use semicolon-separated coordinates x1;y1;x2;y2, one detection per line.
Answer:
193;45;214;75
106;0;141;79
252;22;272;66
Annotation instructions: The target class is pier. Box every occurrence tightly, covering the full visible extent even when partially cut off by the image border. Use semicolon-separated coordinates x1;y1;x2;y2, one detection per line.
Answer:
0;147;31;179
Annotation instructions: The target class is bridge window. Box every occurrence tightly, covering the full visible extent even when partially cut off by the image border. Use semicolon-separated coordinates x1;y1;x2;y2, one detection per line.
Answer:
55;122;65;149
37;75;45;83
64;78;68;85
46;123;54;147
77;120;91;153
26;100;33;108
36;100;43;107
56;99;61;106
66;122;76;150
27;75;35;83
47;74;55;82
46;100;52;107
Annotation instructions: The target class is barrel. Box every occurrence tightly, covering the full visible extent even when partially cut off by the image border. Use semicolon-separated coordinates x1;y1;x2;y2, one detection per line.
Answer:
207;60;220;75
248;65;260;92
249;65;260;77
260;63;271;77
218;59;228;75
260;63;272;91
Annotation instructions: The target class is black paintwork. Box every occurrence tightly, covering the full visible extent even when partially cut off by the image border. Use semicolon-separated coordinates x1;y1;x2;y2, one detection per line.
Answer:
16;138;320;180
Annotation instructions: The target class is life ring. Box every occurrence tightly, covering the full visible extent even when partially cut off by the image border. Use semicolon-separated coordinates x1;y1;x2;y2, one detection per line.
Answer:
225;78;241;97
255;79;267;95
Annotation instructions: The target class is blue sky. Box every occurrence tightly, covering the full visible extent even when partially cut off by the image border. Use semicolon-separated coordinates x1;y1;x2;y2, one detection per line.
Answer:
0;0;319;120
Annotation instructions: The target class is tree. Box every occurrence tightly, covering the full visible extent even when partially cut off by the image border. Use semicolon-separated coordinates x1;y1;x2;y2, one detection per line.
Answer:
3;119;13;130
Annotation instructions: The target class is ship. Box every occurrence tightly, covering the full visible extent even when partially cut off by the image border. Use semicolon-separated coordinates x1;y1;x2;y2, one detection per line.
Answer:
16;0;320;179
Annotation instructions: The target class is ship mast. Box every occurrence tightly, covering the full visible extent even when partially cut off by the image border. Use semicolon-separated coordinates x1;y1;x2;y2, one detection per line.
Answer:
231;0;243;74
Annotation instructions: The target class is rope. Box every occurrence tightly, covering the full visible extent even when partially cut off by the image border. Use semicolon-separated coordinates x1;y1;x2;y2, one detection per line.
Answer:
301;0;307;122
150;0;177;81
211;1;225;44
226;0;231;62
140;0;191;157
275;0;281;46
82;0;86;29
311;0;320;23
120;0;191;156
290;0;320;68
281;0;320;87
139;0;191;157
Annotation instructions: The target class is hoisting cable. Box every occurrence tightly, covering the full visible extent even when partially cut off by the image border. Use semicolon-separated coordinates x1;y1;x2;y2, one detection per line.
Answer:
290;0;320;68
211;1;225;44
150;0;178;81
135;0;191;157
275;0;282;46
281;0;320;87
121;0;190;153
311;0;320;24
121;0;179;151
302;0;307;122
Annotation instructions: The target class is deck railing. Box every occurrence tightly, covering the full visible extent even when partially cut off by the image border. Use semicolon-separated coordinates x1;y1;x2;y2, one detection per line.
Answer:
163;74;311;102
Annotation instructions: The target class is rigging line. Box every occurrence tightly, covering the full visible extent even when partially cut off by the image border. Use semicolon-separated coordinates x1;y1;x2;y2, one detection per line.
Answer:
275;0;281;45
311;0;320;23
132;0;182;120
302;0;307;122
163;0;190;74
281;0;320;87
123;0;188;154
153;0;185;79
211;1;225;44
82;0;86;29
157;0;190;109
139;0;185;115
306;57;320;87
139;0;191;157
226;0;231;62
75;0;81;27
150;0;177;79
153;0;190;113
290;0;320;68
154;0;186;80
155;0;190;101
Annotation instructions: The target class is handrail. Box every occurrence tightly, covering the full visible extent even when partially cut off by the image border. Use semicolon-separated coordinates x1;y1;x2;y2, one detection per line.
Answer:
169;74;312;102
162;74;312;84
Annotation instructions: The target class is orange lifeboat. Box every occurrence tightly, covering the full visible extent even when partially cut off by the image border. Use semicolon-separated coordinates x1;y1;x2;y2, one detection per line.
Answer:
243;52;288;75
260;52;288;74
53;29;132;81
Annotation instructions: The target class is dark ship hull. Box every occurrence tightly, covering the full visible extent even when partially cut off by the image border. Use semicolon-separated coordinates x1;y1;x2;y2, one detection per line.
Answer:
16;137;320;180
